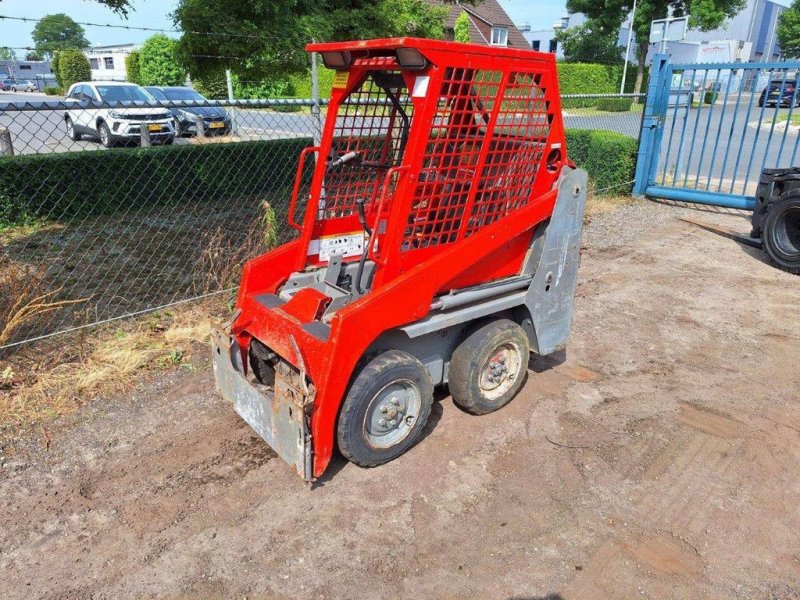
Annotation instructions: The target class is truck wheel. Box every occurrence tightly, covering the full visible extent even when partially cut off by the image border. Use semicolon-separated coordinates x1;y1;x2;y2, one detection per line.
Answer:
337;350;433;468
762;193;800;274
449;319;530;415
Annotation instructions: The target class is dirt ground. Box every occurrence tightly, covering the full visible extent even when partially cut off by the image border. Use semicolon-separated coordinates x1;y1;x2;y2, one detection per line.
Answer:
1;200;799;600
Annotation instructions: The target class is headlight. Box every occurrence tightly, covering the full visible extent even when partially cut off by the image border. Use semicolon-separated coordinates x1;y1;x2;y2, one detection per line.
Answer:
178;109;194;120
109;110;126;119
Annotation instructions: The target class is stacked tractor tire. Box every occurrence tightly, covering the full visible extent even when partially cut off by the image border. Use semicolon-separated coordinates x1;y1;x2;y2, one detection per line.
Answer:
751;168;800;275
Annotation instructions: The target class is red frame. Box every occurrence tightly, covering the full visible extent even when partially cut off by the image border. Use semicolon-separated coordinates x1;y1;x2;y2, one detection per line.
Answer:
232;38;568;478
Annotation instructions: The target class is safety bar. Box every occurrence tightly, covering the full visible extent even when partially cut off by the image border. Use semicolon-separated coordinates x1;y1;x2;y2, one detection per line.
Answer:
367;165;408;266
288;146;320;231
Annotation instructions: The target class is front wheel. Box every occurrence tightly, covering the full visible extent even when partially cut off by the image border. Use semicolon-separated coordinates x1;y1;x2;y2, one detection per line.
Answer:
98;122;114;148
337;350;433;468
448;319;530;415
65;117;81;141
762;193;800;274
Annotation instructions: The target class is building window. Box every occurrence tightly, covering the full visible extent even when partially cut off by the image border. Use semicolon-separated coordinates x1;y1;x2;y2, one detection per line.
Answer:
19;65;31;70
549;39;558;53
490;27;508;46
104;57;114;69
531;40;541;51
90;58;99;69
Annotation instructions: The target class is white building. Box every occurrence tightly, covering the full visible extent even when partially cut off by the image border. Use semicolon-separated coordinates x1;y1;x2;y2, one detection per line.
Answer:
84;43;139;82
521;0;789;64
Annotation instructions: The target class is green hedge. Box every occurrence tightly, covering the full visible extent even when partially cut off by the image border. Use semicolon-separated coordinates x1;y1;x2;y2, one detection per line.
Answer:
566;129;637;195
0;138;312;228
596;97;633;112
558;63;617;108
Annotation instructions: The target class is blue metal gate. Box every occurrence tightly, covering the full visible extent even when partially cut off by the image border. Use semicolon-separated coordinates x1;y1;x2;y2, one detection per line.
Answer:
634;55;800;209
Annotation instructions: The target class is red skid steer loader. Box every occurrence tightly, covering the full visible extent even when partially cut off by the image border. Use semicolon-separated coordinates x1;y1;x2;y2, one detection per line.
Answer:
212;38;588;481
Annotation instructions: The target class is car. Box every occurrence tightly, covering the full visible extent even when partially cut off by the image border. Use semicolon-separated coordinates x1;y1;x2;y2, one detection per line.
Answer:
759;80;799;108
10;80;37;92
0;79;17;91
144;86;231;137
64;82;176;148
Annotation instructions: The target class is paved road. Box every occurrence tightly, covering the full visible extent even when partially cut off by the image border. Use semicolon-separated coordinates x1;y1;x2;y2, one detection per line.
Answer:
0;94;319;155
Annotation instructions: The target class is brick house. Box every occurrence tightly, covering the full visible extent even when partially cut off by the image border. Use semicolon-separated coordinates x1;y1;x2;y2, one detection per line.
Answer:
426;0;530;49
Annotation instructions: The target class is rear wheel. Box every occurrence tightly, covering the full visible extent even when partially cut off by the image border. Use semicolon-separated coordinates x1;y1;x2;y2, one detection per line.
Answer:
449;319;530;415
762;193;800;274
337;350;433;468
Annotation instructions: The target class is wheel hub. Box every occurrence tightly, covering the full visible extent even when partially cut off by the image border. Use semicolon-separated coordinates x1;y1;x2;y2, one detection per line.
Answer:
479;343;522;400
364;381;421;448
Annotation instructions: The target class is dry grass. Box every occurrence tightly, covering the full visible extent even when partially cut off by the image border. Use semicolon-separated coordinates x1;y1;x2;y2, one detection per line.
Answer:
0;301;223;443
585;193;635;222
0;253;89;348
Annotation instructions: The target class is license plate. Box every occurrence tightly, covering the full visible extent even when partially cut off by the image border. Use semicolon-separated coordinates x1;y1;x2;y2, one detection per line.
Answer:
147;124;162;132
209;122;224;129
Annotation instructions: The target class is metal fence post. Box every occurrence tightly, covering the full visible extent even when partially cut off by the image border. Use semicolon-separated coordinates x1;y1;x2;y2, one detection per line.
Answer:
226;69;238;137
311;51;322;147
194;115;206;139
139;125;152;148
633;54;670;197
0;128;14;156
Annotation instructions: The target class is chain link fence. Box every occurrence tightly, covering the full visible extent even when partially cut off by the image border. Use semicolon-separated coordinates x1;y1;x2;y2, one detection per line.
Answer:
0;90;643;350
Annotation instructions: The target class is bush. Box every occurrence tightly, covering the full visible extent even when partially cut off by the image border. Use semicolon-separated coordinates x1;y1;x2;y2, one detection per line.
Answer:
558;63;618;108
51;51;63;87
290;67;336;100
44;86;64;96
139;34;185;86
125;51;142;85
566;129;637;195
596;97;633;112
58;48;91;90
704;91;718;105
0;138;312;228
454;11;471;43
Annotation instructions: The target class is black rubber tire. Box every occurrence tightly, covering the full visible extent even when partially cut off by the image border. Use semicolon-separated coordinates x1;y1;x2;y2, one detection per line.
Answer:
65;117;81;141
248;344;276;387
98;122;115;148
163;135;175;145
337;350;433;468
448;319;530;415
762;193;800;274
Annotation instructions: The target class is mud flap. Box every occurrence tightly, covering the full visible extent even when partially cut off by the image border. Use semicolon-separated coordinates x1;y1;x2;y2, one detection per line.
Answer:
211;327;313;481
523;167;588;355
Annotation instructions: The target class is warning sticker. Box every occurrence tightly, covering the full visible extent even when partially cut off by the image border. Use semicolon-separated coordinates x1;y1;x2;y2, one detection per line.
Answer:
309;232;368;262
332;71;349;89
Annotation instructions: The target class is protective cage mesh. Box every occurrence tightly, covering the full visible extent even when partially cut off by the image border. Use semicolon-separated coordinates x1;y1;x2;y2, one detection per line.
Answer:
403;68;553;251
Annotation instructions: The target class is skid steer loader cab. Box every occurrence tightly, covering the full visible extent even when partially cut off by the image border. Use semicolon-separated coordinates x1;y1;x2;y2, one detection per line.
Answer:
212;38;588;481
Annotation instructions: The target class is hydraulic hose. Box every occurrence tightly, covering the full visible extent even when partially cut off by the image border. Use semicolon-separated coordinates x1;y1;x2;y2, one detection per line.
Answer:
354;198;372;295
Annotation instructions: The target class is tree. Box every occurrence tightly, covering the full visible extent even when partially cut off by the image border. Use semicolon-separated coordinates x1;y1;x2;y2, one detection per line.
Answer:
565;0;747;94
454;11;471;43
0;47;16;61
125;50;142;84
173;0;451;82
25;51;44;61
777;0;800;59
58;48;92;89
139;34;186;86
556;21;624;64
32;14;90;58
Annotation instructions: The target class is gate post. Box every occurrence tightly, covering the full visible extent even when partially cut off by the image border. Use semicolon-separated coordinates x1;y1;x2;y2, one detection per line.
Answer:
633;54;671;197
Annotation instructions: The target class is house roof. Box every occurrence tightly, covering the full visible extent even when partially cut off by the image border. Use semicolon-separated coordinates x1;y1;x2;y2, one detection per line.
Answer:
427;0;531;48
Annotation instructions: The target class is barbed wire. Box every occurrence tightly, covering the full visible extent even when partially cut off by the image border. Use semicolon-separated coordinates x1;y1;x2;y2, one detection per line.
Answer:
0;14;303;43
0;46;288;62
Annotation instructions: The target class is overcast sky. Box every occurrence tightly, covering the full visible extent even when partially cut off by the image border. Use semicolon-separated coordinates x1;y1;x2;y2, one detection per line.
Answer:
0;0;566;51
